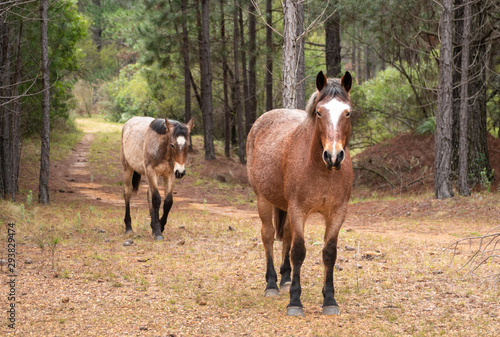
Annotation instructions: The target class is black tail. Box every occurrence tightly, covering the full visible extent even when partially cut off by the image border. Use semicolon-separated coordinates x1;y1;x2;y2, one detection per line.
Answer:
274;207;287;241
132;171;141;192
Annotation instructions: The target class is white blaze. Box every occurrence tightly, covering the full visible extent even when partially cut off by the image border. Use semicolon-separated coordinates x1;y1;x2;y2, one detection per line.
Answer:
322;98;350;154
176;136;186;149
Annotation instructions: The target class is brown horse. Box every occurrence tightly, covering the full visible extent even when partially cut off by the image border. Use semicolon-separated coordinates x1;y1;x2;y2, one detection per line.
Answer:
246;71;353;316
121;116;194;241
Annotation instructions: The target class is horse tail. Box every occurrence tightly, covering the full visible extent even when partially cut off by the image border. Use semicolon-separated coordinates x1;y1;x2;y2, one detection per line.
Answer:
132;171;141;192
274;207;287;241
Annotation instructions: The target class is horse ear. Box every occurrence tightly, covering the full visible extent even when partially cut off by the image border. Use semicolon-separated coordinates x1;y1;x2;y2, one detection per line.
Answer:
341;71;352;94
186;118;195;133
164;118;173;134
316;71;327;91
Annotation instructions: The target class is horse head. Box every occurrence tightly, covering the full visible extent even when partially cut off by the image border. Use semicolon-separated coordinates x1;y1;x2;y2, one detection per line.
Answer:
165;118;194;178
310;71;352;171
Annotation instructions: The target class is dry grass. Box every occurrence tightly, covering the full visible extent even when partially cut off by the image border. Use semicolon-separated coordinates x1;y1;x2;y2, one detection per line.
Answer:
1;116;498;336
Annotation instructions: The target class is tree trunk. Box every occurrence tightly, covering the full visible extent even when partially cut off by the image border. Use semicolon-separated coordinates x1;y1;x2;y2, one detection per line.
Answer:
467;0;491;183
325;6;341;78
265;0;273;111
239;6;250;135
11;22;23;201
247;3;257;134
295;0;305;110
220;0;231;158
434;0;454;199
233;0;245;164
0;20;12;199
198;0;216;160
181;0;192;151
282;0;297;109
458;1;471;196
92;0;103;51
39;0;50;204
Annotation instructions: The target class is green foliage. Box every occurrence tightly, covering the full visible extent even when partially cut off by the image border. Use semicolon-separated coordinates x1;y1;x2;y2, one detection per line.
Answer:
415;117;436;135
351;67;418;148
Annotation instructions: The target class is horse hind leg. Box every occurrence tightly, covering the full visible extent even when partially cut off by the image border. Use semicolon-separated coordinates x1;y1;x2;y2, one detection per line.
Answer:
258;197;279;297
275;208;292;292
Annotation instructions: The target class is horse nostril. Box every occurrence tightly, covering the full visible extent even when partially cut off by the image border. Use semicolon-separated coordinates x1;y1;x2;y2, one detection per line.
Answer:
175;170;185;179
337;150;345;163
323;151;332;164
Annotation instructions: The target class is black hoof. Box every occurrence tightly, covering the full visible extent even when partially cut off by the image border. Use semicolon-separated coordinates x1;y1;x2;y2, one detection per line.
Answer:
125;229;133;234
287;306;304;316
322;306;340;315
280;281;291;292
264;289;279;297
154;235;164;241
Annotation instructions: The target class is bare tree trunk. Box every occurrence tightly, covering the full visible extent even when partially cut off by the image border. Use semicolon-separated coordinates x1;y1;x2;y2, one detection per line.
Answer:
181;0;192;151
11;22;23;201
351;28;356;83
239;6;250;135
434;0;454;199
233;0;245;164
325;5;341;78
198;0;216;160
265;0;273;111
39;0;50;204
295;0;305;110
247;3;257;134
0;19;12;199
282;0;297;109
220;0;231;158
458;1;471;196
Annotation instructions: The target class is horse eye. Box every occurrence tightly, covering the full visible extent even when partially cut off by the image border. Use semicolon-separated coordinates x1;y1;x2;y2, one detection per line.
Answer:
346;111;351;118
170;143;175;149
315;110;322;117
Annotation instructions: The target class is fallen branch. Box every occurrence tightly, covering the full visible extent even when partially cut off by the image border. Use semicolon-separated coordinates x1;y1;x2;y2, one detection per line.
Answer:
353;163;395;189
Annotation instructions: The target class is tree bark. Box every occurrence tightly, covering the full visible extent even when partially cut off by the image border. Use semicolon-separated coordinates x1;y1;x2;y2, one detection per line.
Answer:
0;19;12;199
233;0;246;164
11;22;23;201
295;0;305;110
247;3;257;134
220;0;231;158
180;0;192;151
325;6;341;78
198;0;216;160
39;0;50;204
282;0;297;109
434;0;454;199
458;1;471;196
239;6;250;136
265;0;273;111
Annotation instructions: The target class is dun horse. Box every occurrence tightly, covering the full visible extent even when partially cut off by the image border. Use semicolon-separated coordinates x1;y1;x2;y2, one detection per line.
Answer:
121;116;194;241
246;71;353;316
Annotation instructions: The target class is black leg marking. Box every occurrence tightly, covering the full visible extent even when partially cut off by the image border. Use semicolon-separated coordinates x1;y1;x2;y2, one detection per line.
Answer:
322;238;339;309
124;200;132;233
280;250;292;287
160;193;173;232
288;237;306;309
151;189;163;240
265;254;279;296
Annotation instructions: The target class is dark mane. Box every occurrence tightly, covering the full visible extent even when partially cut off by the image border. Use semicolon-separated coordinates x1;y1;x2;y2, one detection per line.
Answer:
150;118;188;137
305;78;350;117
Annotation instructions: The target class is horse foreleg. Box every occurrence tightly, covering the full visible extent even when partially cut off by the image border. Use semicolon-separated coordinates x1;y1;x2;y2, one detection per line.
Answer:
160;173;174;233
257;197;279;297
279;217;292;292
123;169;134;233
146;169;163;241
287;205;306;316
321;212;346;315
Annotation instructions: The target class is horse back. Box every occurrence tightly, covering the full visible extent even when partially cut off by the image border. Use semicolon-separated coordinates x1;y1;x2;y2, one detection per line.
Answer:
247;109;305;209
121;117;155;175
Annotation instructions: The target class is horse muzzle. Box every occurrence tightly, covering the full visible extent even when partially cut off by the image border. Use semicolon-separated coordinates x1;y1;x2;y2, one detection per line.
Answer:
323;149;344;171
174;163;186;179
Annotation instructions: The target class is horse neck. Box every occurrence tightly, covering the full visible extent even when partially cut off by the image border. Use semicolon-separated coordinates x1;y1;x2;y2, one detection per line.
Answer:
296;117;324;169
